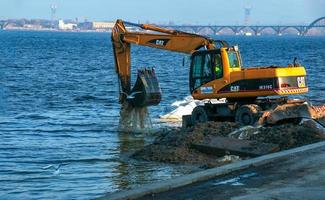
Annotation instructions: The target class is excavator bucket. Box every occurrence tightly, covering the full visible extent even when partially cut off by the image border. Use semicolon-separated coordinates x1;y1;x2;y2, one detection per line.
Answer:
127;68;162;107
260;103;325;126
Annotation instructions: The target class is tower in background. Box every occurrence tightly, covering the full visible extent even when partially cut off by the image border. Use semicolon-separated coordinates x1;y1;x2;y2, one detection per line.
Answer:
50;4;57;28
244;6;251;26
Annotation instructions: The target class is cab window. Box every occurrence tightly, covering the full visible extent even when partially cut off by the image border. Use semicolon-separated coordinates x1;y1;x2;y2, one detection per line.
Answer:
203;54;213;77
215;53;223;79
228;51;240;68
192;55;203;78
190;53;214;91
192;55;203;89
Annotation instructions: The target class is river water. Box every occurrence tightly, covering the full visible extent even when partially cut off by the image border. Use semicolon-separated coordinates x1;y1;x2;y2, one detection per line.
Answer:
0;30;324;199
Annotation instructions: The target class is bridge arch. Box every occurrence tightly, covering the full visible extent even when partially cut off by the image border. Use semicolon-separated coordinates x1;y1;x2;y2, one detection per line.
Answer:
305;16;325;35
217;26;238;35
281;27;303;35
309;17;325;27
175;26;199;33
258;26;280;35
197;26;215;35
240;26;256;35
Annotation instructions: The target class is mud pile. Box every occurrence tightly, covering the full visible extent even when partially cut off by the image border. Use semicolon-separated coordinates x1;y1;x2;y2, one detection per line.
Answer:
133;122;241;167
228;120;325;150
132;120;325;167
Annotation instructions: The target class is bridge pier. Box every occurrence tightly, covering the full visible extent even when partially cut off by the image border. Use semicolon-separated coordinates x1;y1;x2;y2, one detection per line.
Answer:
250;26;262;35
230;26;245;35
272;26;283;36
210;27;224;35
0;21;8;30
192;27;203;34
297;26;309;36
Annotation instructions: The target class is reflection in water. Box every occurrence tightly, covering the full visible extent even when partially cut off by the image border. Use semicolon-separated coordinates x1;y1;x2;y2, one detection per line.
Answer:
114;132;146;190
112;131;196;191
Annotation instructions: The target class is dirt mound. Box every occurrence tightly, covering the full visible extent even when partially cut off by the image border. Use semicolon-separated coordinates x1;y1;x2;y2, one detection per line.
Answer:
132;120;325;168
249;121;325;150
133;122;242;167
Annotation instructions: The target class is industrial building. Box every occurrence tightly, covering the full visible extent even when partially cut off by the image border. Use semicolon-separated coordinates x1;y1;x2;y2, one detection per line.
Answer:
92;22;114;30
58;20;77;30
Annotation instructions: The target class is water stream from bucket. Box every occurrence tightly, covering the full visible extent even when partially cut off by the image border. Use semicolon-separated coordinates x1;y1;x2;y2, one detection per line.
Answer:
118;68;161;133
118;102;153;133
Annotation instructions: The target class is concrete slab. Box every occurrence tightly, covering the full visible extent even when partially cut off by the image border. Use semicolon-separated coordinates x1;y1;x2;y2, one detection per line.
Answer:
192;136;279;157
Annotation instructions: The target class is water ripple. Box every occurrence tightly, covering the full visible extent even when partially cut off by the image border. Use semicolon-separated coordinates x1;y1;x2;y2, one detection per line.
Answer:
1;31;324;199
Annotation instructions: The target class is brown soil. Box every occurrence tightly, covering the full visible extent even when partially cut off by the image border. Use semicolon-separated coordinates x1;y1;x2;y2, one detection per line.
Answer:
249;120;325;150
132;120;325;168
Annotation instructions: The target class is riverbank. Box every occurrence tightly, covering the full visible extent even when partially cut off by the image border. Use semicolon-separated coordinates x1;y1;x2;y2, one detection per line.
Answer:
132;119;325;168
138;141;325;200
99;139;325;200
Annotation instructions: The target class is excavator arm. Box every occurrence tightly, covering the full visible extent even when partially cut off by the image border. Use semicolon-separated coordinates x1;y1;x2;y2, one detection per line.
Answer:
111;19;226;105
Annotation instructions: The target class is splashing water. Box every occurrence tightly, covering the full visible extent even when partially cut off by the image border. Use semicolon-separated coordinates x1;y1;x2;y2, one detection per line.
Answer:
118;102;153;133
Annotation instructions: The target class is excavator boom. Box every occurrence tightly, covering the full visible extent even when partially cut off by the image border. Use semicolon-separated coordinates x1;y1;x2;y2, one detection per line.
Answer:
111;19;226;105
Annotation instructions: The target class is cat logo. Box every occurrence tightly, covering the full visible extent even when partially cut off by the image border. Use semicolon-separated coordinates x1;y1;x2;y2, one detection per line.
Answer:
148;39;170;46
155;40;165;46
230;85;240;92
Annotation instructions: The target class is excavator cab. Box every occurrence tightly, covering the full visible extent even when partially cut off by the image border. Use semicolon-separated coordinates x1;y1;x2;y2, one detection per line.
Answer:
190;50;220;92
189;47;242;92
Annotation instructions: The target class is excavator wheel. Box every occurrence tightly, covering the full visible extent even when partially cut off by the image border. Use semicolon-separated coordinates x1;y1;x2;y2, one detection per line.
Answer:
191;106;209;125
235;104;261;126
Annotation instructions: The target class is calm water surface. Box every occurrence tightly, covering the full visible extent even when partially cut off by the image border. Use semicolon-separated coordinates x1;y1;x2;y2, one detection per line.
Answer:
0;30;324;199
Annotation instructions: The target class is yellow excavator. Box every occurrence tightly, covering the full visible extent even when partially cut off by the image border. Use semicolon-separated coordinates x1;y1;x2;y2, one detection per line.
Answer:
112;19;324;126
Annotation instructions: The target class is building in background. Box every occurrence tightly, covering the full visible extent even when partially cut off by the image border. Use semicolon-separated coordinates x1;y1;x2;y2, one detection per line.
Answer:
78;21;93;30
58;20;77;30
92;22;115;31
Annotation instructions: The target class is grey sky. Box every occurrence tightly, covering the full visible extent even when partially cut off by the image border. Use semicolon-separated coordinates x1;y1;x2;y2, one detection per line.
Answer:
1;0;324;25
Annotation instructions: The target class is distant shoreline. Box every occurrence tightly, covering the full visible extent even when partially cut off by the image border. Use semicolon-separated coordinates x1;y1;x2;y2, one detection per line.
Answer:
1;28;324;36
0;28;111;33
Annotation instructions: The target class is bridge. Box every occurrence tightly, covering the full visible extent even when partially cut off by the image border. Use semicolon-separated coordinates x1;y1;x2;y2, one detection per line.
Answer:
0;20;8;29
163;17;325;36
1;17;325;35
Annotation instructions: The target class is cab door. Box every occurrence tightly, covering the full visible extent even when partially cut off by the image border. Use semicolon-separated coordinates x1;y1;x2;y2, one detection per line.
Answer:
190;51;215;93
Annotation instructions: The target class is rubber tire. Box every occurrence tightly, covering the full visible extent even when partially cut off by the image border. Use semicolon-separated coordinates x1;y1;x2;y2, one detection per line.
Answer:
191;106;208;125
182;115;193;128
235;104;261;126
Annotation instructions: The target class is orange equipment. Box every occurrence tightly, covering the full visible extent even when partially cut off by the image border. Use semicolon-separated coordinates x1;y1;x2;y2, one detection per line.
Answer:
111;20;319;126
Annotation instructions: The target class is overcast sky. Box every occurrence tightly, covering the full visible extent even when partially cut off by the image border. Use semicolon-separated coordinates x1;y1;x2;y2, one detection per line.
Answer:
1;0;324;25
